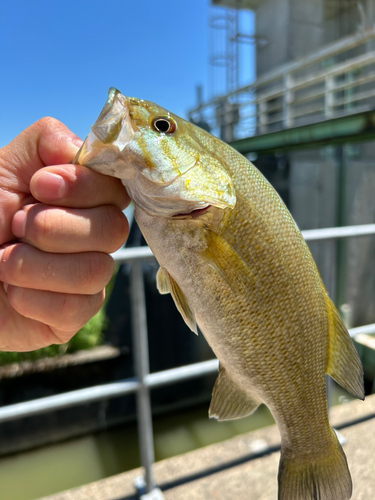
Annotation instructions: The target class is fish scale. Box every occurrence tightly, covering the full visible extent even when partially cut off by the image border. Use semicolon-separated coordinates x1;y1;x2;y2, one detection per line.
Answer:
74;88;364;500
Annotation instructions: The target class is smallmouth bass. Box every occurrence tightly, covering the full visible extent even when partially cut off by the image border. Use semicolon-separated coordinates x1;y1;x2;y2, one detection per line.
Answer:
74;88;364;500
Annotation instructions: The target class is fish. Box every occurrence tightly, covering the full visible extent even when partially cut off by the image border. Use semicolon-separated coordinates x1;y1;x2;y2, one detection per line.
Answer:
74;87;364;500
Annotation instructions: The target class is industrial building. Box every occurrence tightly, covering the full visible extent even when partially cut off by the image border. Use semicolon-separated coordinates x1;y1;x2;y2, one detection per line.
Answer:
190;0;375;328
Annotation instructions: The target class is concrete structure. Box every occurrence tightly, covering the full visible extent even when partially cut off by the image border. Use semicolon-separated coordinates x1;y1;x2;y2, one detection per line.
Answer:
190;0;375;326
40;393;375;500
252;0;375;322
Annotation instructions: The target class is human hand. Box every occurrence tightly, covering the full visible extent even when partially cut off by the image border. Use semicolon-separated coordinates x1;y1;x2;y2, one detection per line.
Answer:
0;117;130;352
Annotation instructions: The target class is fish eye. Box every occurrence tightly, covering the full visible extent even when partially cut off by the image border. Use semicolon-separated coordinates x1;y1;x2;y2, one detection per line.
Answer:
152;116;176;134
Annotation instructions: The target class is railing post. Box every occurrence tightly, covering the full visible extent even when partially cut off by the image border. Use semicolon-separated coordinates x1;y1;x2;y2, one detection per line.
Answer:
130;261;156;495
325;76;335;118
258;99;268;134
283;73;294;128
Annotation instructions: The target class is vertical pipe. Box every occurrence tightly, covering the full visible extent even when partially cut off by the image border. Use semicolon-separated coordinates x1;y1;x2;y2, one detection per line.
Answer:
196;85;203;109
327;146;347;417
130;261;155;493
235;2;239;93
325;238;336;412
225;9;231;94
325;76;335;119
335;146;347;308
283;73;293;128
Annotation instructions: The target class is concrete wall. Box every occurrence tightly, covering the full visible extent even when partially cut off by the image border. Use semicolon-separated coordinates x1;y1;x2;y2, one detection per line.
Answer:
254;0;375;325
288;148;338;296
255;0;324;76
255;0;292;76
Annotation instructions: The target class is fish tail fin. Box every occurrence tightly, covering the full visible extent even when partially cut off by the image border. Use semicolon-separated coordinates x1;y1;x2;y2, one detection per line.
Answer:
278;431;352;500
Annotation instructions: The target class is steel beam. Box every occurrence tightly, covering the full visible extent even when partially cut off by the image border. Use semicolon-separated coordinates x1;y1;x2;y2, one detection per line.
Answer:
229;110;375;154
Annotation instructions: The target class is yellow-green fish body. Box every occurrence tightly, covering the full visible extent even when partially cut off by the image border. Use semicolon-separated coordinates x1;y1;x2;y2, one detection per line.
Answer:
75;88;364;500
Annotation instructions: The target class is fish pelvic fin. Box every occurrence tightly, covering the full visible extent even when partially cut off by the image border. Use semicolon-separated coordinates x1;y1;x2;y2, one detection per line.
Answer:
325;294;364;400
278;430;352;500
156;267;198;335
156;267;169;295
209;365;260;421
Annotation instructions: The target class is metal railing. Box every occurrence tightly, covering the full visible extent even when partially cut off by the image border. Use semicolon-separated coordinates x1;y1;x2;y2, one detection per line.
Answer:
0;224;375;499
188;27;375;141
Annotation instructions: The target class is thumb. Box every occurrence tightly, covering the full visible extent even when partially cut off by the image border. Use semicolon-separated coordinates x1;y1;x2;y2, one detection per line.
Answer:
0;117;82;193
0;118;83;245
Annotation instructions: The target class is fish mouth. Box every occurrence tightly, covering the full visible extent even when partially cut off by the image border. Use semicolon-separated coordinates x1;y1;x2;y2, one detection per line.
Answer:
172;205;211;219
73;88;136;169
91;87;130;145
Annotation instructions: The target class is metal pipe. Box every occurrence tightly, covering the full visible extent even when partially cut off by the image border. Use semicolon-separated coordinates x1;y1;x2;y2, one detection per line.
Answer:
0;363;219;424
302;224;375;241
350;323;375;338
0;379;141;424
130;261;156;493
146;359;219;388
111;246;154;263
110;224;375;266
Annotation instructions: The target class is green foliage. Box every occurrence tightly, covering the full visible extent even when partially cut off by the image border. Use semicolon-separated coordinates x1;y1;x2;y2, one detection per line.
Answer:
0;267;118;367
66;306;106;353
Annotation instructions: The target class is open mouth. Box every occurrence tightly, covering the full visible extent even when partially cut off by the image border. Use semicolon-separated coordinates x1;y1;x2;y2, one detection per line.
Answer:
172;205;211;218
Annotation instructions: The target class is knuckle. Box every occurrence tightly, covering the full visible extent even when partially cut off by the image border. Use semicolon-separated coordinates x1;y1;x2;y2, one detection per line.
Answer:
102;206;129;252
57;291;104;331
7;285;29;314
86;254;114;291
0;244;27;285
28;206;59;246
36;116;63;134
75;253;114;293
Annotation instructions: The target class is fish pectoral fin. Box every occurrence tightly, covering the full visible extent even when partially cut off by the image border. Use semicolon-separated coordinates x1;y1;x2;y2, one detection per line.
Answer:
157;267;198;335
200;230;257;294
209;365;260;421
156;267;170;295
325;294;364;400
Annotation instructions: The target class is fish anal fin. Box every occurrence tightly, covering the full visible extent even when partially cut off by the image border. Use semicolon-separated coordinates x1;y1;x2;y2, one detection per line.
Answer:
278;430;352;500
156;267;169;295
209;365;260;421
200;230;257;295
158;268;198;335
325;294;364;400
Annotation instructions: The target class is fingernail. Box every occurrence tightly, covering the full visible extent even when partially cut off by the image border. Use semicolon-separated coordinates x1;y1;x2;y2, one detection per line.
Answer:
3;283;8;293
12;210;27;239
34;172;67;200
71;136;83;149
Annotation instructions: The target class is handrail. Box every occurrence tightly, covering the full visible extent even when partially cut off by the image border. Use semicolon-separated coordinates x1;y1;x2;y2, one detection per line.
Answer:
0;312;373;425
188;27;375;140
0;359;220;424
189;27;375;112
110;224;375;262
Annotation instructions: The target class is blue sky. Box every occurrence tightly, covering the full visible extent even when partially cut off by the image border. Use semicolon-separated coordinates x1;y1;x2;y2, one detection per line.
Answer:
1;0;254;147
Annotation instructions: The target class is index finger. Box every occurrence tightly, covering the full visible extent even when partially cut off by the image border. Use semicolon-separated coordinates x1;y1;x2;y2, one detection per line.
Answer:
30;164;130;210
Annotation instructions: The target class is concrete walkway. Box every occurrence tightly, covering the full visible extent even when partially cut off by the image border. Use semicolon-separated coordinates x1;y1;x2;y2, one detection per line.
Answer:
41;394;375;500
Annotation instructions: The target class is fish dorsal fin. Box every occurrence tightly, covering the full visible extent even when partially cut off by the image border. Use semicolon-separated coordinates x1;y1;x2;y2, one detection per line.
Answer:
156;267;169;295
209;365;260;421
325;294;364;400
200;230;257;295
156;267;198;335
